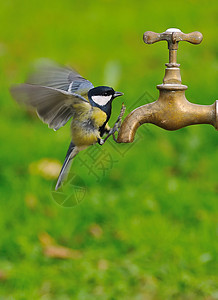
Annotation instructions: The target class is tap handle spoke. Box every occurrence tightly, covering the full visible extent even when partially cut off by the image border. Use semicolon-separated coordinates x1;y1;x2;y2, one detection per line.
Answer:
172;31;203;45
143;31;163;44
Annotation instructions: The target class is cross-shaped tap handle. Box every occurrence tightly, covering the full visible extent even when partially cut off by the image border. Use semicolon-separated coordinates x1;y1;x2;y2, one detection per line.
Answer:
143;28;203;50
143;28;203;66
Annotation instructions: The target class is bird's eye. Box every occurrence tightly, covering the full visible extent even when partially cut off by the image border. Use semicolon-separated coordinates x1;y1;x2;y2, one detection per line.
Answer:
103;92;108;96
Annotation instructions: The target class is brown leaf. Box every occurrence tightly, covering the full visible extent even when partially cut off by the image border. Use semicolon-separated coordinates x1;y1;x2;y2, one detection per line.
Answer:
98;259;109;270
38;232;56;247
89;224;103;238
44;245;82;259
38;232;82;260
25;193;38;209
29;158;61;179
0;270;8;281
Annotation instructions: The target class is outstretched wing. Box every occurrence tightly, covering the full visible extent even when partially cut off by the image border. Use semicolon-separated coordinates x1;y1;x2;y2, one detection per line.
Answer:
10;84;91;131
26;61;94;97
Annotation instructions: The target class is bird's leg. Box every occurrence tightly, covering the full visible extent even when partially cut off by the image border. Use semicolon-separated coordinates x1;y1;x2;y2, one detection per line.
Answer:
99;103;126;145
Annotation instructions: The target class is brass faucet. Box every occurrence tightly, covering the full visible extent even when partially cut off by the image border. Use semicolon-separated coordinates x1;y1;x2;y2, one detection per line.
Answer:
117;28;218;143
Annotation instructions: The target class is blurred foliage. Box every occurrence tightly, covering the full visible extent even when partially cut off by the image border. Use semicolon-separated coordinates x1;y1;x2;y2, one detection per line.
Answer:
0;0;218;299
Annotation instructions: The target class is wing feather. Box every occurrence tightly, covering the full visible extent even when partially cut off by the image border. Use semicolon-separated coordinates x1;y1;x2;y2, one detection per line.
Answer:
26;61;94;96
10;84;91;131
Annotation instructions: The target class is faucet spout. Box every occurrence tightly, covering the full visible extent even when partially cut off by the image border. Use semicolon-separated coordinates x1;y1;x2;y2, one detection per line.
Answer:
117;101;158;143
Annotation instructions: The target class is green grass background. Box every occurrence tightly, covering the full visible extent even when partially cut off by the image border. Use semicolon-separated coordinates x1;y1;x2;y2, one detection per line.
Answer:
0;0;218;299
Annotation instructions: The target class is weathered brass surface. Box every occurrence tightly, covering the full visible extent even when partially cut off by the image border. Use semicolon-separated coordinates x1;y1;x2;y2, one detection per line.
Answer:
117;28;218;143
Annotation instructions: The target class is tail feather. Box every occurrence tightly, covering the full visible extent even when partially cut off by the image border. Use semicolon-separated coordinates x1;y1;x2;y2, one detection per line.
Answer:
55;142;79;190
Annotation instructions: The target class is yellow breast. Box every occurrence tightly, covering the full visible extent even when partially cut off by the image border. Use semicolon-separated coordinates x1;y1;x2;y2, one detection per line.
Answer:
71;128;98;146
91;107;107;127
70;106;107;147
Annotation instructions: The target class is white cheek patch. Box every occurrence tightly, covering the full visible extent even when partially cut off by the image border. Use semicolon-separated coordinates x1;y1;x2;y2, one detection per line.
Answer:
92;95;112;106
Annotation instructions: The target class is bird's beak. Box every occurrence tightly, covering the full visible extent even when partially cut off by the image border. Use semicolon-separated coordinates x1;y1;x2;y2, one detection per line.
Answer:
114;91;124;98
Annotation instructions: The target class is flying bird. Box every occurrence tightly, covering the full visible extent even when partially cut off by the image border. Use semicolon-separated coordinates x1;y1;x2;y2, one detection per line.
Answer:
10;62;125;190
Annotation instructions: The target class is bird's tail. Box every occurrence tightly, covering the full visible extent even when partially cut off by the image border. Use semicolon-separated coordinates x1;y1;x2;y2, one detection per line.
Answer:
55;142;79;190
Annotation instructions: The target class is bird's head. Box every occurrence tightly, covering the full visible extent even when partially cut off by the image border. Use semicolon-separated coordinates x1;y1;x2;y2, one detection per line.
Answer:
88;86;123;110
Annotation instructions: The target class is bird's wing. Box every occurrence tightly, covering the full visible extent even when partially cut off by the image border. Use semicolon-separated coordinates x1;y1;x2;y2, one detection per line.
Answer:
26;61;94;96
10;84;91;131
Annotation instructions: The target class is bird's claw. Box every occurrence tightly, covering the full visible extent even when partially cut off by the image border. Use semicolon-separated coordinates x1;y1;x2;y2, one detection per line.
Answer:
111;103;126;142
98;138;105;145
101;103;126;144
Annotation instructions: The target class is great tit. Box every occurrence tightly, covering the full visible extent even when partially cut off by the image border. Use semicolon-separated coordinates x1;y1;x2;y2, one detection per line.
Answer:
10;62;124;190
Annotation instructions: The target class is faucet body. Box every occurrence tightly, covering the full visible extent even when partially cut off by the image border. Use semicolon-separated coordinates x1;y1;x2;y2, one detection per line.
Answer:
117;28;218;143
119;90;217;143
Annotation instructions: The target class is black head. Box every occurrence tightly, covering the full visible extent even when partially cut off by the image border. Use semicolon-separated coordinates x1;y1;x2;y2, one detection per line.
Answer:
88;86;123;110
